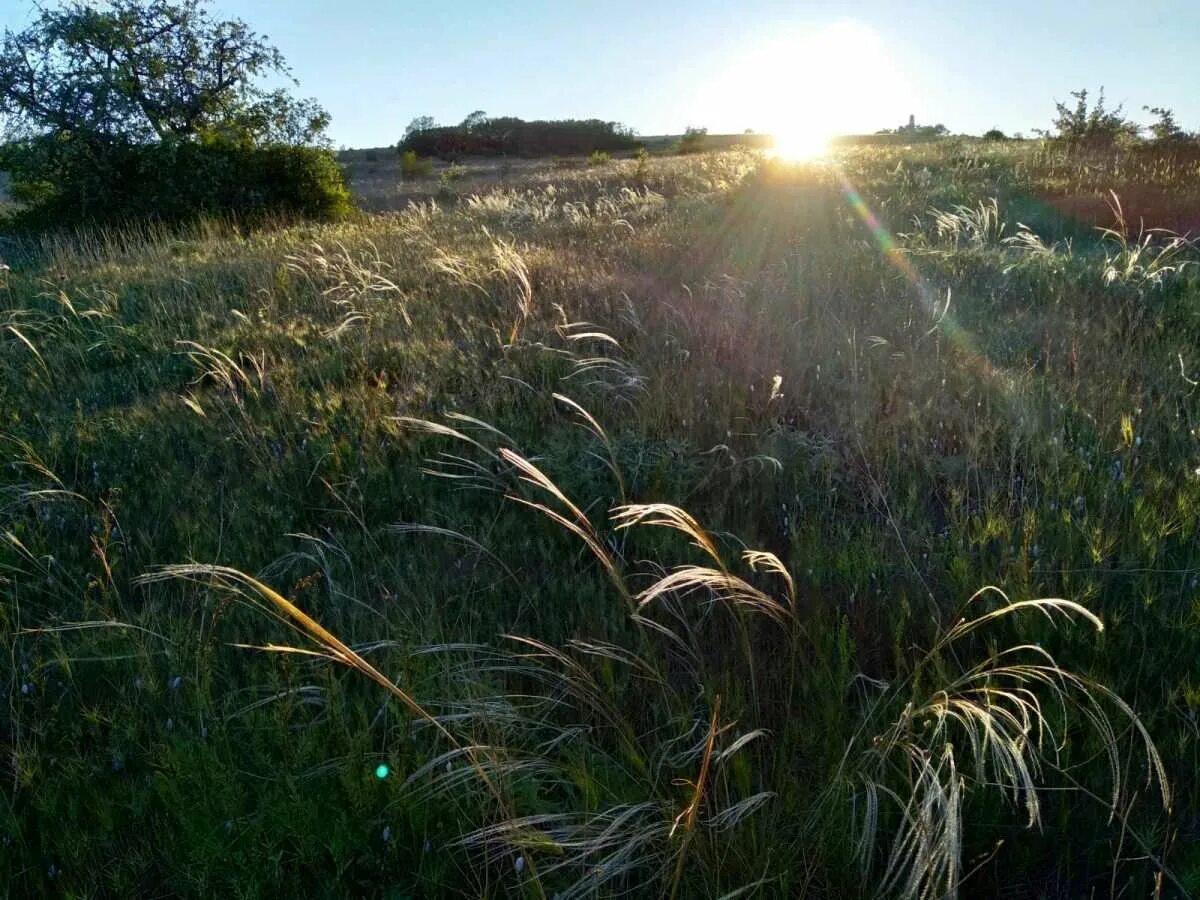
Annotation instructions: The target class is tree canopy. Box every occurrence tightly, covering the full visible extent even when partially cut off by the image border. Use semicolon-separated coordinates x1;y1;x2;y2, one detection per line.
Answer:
1042;88;1139;148
0;0;329;147
0;0;346;227
399;114;639;159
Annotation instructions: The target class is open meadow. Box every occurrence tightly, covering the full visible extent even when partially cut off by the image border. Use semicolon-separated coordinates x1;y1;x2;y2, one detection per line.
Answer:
3;141;1200;897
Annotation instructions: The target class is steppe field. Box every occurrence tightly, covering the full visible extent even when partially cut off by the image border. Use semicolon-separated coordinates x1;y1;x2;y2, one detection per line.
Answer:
4;141;1200;897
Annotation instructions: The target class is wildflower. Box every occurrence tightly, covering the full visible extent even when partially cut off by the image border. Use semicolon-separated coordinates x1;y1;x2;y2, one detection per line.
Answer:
20;683;31;695
514;855;525;874
382;825;392;842
169;675;183;690
423;839;432;854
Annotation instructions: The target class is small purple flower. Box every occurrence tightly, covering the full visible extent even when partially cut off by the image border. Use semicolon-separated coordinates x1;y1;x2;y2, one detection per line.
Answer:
20;683;31;696
514;855;525;874
382;825;392;843
169;676;183;690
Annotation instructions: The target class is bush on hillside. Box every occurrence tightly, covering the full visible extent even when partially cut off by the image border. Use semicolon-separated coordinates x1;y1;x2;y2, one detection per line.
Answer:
399;149;434;180
1;135;352;228
1043;88;1140;149
398;115;638;159
678;126;708;154
1144;106;1196;146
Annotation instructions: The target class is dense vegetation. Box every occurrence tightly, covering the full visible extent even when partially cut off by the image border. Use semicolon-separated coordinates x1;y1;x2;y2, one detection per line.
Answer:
0;0;348;228
399;113;640;160
3;139;1199;897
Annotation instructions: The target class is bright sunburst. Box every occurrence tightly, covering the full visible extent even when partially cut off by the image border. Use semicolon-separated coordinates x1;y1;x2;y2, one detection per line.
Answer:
703;20;913;160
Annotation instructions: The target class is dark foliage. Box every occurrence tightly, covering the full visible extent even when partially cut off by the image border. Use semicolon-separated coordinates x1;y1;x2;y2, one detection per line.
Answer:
1143;106;1196;145
678;125;708;154
1042;88;1140;149
398;115;638;159
0;0;346;228
2;135;352;227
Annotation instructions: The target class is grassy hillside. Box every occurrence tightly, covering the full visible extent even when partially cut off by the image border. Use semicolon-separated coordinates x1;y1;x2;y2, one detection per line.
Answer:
3;142;1199;897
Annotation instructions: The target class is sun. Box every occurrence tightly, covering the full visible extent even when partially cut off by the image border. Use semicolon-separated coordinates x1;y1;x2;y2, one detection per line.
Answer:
769;125;832;162
701;20;913;161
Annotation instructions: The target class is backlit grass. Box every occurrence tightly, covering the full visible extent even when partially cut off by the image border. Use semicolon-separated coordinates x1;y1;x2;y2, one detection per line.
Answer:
2;142;1199;897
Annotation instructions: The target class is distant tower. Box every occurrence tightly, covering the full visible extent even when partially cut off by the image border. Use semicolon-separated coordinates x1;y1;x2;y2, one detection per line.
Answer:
907;114;916;131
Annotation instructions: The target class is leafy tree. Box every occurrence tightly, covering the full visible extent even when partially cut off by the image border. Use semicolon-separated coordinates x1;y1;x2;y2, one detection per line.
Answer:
1143;106;1193;144
0;0;327;146
1043;88;1138;148
982;128;1007;141
0;0;345;226
404;115;438;138
460;110;488;131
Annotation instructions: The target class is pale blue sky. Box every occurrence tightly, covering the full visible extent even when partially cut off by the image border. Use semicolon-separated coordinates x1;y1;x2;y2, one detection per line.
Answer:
5;0;1199;147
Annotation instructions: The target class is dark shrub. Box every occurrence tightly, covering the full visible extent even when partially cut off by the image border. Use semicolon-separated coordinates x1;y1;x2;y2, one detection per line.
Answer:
678;126;708;154
1043;88;1139;150
2;135;352;229
399;116;638;160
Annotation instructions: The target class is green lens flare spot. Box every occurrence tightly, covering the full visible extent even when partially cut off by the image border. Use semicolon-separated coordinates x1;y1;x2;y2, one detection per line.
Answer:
375;764;389;780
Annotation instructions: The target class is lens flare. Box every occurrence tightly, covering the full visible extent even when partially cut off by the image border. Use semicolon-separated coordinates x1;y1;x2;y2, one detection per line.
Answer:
770;126;830;161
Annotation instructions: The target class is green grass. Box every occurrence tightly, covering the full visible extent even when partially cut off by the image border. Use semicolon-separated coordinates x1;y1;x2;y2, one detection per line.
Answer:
2;142;1199;898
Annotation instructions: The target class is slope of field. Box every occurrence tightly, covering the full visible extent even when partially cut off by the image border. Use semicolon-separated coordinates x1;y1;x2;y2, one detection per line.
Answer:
3;143;1199;897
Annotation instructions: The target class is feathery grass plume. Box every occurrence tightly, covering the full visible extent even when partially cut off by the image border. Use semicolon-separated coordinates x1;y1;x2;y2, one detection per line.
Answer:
636;566;792;626
283;238;407;331
928;198;1008;248
488;231;535;343
392;415;507;489
176;339;260;399
1098;192;1196;287
553;392;628;504
499;447;631;608
611;503;722;564
668;694;721;899
556;320;646;397
741;549;797;610
136;564;556;896
842;588;1170;899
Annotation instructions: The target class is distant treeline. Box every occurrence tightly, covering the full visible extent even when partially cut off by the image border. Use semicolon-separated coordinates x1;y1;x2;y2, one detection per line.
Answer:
399;116;640;159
